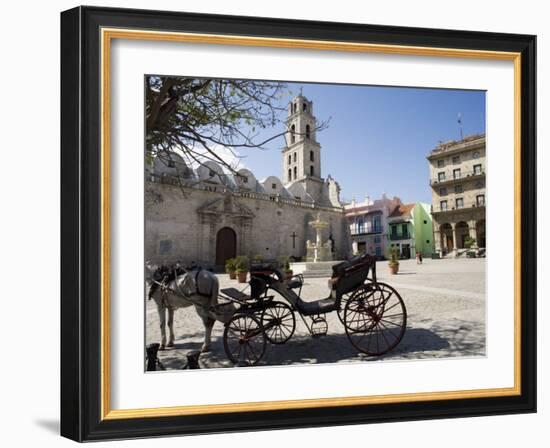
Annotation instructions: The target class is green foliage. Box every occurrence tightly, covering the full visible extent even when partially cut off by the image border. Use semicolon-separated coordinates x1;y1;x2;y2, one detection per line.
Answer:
225;258;236;273
464;236;476;249
234;255;249;273
146;77;289;174
387;247;400;266
278;256;292;272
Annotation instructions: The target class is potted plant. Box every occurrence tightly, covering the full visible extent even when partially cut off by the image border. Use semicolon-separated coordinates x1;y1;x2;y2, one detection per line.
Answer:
464;236;477;258
279;256;293;281
235;255;249;283
387;247;400;275
225;258;236;279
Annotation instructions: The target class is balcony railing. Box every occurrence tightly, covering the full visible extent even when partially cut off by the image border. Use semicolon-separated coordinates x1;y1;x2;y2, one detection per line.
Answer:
431;201;486;213
389;233;411;241
350;226;383;236
430;169;485;186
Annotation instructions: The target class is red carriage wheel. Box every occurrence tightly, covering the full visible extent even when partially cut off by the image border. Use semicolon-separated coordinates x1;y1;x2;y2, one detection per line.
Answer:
343;282;407;356
260;301;296;344
223;313;267;366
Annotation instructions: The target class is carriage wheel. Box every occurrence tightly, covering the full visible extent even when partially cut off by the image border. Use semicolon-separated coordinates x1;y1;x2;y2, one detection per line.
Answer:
260;301;296;344
344;282;407;356
223;313;267;366
337;282;376;325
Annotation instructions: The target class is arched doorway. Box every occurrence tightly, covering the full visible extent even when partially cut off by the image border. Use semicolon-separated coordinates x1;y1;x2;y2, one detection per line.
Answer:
440;223;453;252
455;221;469;249
215;227;236;267
476;220;486;248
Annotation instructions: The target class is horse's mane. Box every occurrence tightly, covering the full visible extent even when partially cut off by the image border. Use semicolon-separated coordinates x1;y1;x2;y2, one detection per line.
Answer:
146;262;200;299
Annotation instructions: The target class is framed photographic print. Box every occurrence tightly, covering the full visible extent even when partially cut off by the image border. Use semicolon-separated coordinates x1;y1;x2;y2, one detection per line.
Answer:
60;6;537;441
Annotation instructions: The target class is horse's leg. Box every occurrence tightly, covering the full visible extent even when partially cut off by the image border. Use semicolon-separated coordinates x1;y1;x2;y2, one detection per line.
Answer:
201;316;215;353
200;275;219;352
195;306;215;352
157;302;167;350
167;308;175;348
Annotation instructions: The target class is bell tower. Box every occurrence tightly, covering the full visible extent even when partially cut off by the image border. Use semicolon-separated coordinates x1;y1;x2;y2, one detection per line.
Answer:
282;93;323;201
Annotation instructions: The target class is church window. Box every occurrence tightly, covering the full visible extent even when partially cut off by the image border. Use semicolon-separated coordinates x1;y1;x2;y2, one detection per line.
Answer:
288;154;291;164
294;166;297;179
209;169;215;178
290;124;296;143
272;183;277;189
159;239;172;255
167;159;175;168
306;124;311;139
309;150;314;161
242;177;248;183
293;102;297;113
303;103;307;111
288;169;292;181
310;166;314;176
293;152;297;163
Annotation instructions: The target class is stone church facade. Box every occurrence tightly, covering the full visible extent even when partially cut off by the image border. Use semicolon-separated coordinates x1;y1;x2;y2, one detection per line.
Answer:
145;94;351;268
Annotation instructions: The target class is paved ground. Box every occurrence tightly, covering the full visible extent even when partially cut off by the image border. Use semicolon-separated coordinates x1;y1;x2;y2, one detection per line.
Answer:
145;258;486;370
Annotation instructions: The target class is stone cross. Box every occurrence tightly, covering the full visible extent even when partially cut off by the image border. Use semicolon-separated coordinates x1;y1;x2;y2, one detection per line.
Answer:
290;231;297;249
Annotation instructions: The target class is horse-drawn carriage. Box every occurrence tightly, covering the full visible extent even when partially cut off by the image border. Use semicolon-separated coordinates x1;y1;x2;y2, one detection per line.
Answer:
217;253;407;366
147;253;406;367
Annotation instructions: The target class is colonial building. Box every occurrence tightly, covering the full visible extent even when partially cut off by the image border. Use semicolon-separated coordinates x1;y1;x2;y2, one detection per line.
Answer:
344;195;402;258
145;94;351;268
427;134;486;256
387;203;434;259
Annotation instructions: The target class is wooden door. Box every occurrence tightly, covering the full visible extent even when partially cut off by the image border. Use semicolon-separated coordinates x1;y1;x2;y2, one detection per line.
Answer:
215;227;236;266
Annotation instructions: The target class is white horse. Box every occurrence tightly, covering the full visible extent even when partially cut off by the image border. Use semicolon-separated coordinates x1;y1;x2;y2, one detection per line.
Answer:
146;262;235;351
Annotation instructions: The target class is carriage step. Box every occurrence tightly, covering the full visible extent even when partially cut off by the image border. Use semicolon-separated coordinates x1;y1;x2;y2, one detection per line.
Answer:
311;332;327;338
311;316;328;337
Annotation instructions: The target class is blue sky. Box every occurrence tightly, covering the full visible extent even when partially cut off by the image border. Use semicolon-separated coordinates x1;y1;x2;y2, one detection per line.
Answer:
227;82;486;204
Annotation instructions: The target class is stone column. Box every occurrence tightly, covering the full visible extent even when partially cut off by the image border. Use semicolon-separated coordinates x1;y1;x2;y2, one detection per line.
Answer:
451;223;457;251
433;229;441;253
468;220;477;240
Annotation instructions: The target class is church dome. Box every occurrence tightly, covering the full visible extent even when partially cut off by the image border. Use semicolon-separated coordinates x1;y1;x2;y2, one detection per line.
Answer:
287;181;314;203
261;176;285;196
152;151;193;180
235;168;257;191
196;161;225;184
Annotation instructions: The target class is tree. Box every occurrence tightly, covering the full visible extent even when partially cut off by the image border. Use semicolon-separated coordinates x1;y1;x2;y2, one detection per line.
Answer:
146;76;324;176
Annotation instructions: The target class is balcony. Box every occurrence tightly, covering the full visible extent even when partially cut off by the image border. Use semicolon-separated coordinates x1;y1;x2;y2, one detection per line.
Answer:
389;233;411;241
431;201;486;214
430;169;485;187
350;226;383;236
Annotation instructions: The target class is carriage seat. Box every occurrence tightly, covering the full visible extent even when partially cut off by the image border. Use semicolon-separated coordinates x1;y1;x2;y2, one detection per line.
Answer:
220;288;251;302
295;297;338;316
287;278;302;290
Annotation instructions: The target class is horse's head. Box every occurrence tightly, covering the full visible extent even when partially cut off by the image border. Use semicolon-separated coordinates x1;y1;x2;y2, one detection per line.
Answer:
144;260;158;283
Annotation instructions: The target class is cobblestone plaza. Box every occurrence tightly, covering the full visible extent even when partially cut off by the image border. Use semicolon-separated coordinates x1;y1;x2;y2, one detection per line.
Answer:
146;258;486;369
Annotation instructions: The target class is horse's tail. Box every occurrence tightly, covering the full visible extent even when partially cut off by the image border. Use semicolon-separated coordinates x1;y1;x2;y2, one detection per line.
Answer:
210;274;220;307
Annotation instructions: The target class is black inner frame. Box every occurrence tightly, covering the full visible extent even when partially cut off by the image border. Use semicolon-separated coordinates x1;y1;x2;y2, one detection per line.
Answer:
60;6;536;442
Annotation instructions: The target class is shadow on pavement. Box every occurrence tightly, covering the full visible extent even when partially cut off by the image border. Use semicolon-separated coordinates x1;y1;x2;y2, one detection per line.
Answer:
153;319;485;370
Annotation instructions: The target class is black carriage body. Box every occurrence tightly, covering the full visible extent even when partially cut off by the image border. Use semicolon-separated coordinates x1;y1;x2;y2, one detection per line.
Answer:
330;253;377;300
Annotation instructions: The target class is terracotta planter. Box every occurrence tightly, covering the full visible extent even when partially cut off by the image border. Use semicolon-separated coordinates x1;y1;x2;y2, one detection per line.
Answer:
228;271;236;280
389;264;399;275
237;271;248;283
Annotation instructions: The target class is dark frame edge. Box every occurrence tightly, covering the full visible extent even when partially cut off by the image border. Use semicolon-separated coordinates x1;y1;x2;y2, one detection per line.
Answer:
61;6;84;442
60;5;537;442
519;35;537;414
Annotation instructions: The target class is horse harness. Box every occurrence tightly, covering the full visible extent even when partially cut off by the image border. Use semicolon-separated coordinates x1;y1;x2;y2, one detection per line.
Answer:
150;267;209;310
